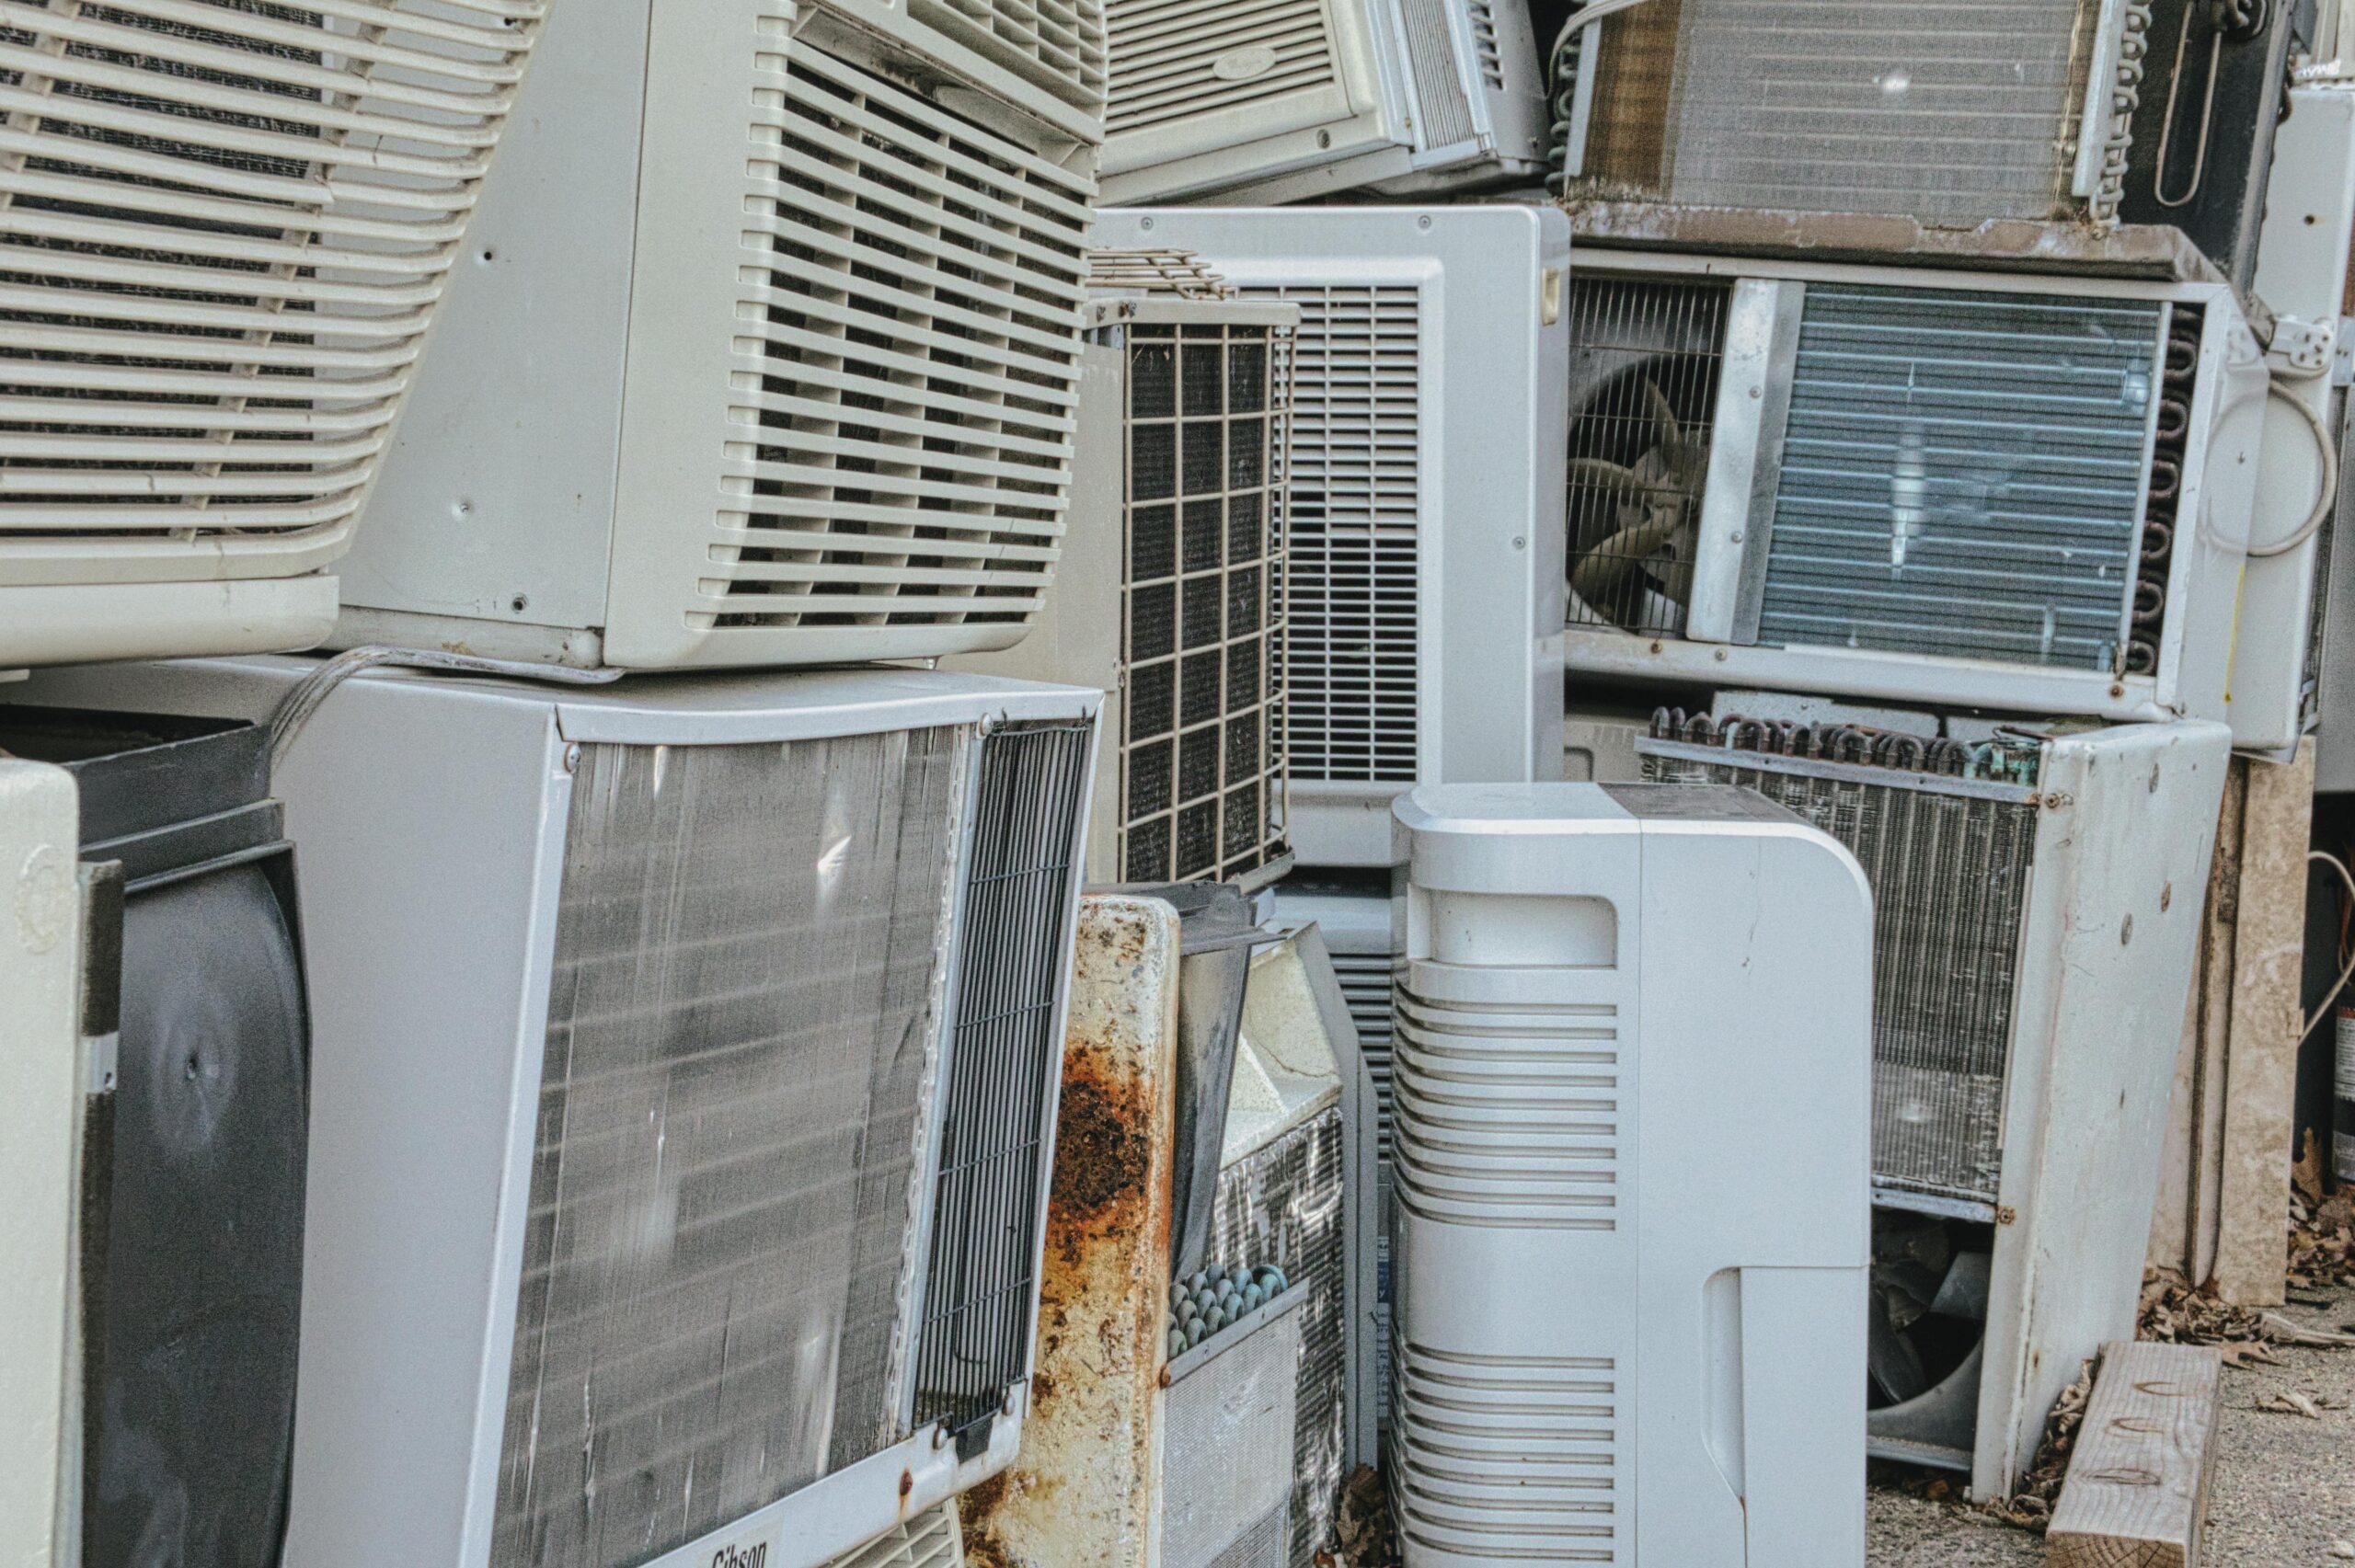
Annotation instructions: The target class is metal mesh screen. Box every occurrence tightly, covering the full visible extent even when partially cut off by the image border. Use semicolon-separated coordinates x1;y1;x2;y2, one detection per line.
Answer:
1638;738;2039;1206
1120;319;1291;885
1758;286;2167;672
1565;274;1728;637
914;720;1094;1435
1212;1104;1346;1566
1163;1309;1300;1568
494;728;967;1568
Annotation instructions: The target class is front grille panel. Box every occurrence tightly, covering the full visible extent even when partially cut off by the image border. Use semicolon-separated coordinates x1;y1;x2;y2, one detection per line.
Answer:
720;37;1092;636
1119;317;1290;884
1639;736;2039;1205
1757;286;2168;672
0;0;542;581
907;0;1109;113
495;728;966;1568
1103;0;1338;138
914;720;1093;1434
1248;283;1420;784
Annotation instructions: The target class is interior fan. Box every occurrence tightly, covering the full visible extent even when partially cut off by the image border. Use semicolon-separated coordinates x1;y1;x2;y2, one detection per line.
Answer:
1866;1211;1993;1473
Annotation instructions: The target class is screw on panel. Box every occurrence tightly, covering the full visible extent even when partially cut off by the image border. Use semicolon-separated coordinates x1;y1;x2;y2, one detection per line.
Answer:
511;594;529;613
562;743;581;773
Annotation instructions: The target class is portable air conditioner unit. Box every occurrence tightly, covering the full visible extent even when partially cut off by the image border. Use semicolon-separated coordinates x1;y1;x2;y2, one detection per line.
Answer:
1390;782;1871;1567
0;0;546;670
1637;709;2231;1496
0;707;312;1568
1557;251;2269;729
1094;206;1571;865
334;0;1108;671
948;277;1300;887
1554;0;2295;291
16;656;1099;1568
1097;0;1549;204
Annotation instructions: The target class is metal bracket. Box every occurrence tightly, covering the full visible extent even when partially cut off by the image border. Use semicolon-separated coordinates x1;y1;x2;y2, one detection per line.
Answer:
2269;314;2337;378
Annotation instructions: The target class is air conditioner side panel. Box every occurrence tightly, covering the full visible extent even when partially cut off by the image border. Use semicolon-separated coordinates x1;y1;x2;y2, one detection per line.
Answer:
1973;718;2231;1499
2160;298;2266;727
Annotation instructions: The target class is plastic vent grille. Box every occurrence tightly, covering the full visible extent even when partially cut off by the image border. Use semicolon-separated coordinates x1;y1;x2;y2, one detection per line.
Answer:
0;0;541;584
719;38;1092;635
1573;0;2108;224
1103;0;1338;138
1119;317;1290;885
825;1502;966;1568
1249;282;1419;784
495;728;966;1568
1392;1346;1620;1561
1756;286;2167;672
1465;0;1503;89
1396;0;1476;150
914;720;1093;1435
1564;274;1728;638
1638;739;2038;1207
1330;950;1395;1157
908;0;1109;114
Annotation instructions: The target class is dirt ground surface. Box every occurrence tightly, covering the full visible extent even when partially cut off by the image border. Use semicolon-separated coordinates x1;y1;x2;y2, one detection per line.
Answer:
1867;1285;2355;1565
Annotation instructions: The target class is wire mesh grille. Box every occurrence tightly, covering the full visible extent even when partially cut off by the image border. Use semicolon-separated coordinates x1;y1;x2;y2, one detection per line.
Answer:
1119;317;1290;885
1246;282;1419;784
0;0;542;580
1757;285;2166;671
720;37;1092;634
1638;739;2039;1206
495;728;966;1568
1161;1304;1298;1568
914;720;1093;1435
1103;0;1338;138
1564;273;1728;636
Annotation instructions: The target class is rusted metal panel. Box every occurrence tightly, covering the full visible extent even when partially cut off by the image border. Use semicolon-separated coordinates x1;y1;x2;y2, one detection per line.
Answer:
960;895;1180;1568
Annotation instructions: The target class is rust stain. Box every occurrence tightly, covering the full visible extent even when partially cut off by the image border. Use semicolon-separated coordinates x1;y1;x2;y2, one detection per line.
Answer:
959;1471;1014;1568
1048;1044;1153;1226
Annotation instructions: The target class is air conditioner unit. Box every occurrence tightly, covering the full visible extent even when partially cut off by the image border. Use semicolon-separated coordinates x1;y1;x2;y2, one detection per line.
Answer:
0;0;546;670
0;706;311;1568
1094;206;1571;866
1557;251;2269;729
948;274;1300;887
829;1503;967;1568
1637;709;2230;1497
16;655;1099;1568
1097;0;1549;204
1553;0;2295;290
333;0;1107;672
1390;782;1871;1567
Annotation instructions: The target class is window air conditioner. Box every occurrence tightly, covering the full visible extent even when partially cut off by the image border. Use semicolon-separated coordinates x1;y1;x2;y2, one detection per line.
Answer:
1553;0;2295;292
1095;206;1571;866
17;656;1099;1568
948;260;1299;887
0;707;311;1568
1391;782;1871;1567
1097;0;1549;204
336;0;1107;670
0;0;546;670
1557;252;2269;731
1637;708;2230;1497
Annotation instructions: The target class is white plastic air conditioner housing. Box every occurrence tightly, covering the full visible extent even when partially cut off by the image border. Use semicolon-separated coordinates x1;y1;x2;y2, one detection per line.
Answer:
338;0;1106;670
1389;782;1871;1567
1095;206;1571;866
1097;0;1548;205
15;656;1101;1568
1559;251;2268;727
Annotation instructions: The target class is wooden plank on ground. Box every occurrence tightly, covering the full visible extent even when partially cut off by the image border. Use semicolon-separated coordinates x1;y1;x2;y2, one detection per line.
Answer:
2047;1341;2225;1568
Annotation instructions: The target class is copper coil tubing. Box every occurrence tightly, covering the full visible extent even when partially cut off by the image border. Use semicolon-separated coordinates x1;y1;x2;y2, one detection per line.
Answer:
2139;518;2174;570
2132;577;2166;624
2126;639;2159;676
2164;335;2199;383
2143;455;2181;504
2154;395;2190;441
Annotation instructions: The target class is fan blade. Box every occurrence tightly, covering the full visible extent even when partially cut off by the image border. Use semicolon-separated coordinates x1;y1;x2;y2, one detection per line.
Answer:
1568;455;1648;492
1642;376;1683;462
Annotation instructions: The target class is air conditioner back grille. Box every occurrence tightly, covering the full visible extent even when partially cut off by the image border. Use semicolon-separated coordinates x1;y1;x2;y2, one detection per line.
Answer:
0;0;541;583
1119;316;1290;884
1251;282;1419;784
914;720;1093;1434
495;727;967;1568
1638;728;2039;1207
718;39;1092;636
1103;0;1338;138
1756;286;2167;672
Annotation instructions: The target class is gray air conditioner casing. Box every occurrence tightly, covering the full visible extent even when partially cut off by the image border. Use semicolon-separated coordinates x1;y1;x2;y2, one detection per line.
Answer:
949;294;1299;887
0;0;546;670
1097;0;1549;204
1638;713;2230;1497
15;657;1101;1568
1390;783;1871;1568
338;0;1108;671
1095;207;1571;867
1558;252;2268;733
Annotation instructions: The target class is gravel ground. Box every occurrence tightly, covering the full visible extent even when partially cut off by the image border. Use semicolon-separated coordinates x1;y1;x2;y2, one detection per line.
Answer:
1867;1286;2355;1566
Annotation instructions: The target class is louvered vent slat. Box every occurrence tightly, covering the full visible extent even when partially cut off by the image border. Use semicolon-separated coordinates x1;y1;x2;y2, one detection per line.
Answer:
711;38;1090;636
1247;282;1419;785
904;0;1109;114
1104;0;1337;135
0;0;542;586
826;1503;966;1568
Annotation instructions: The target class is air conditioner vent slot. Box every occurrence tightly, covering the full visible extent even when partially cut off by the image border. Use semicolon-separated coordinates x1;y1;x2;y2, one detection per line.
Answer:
1103;0;1340;138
